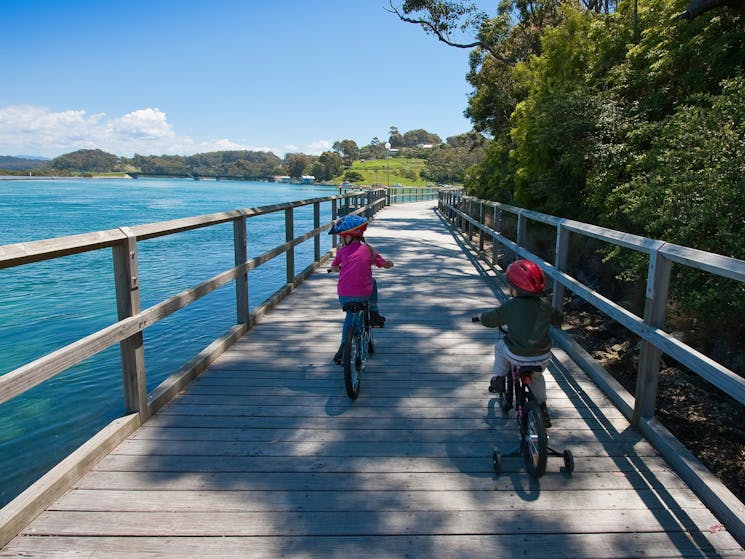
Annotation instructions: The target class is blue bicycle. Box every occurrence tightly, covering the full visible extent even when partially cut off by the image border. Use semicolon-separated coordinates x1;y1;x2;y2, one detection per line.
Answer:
341;300;374;399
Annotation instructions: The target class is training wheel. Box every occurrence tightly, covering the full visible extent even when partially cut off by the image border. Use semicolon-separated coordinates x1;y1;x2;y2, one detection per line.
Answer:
563;449;574;473
492;449;502;474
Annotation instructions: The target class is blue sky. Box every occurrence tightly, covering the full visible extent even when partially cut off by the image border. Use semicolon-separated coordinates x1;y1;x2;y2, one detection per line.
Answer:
0;0;489;159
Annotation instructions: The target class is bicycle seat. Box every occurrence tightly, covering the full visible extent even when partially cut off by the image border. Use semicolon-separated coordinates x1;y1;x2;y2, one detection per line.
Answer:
517;364;544;374
342;301;368;313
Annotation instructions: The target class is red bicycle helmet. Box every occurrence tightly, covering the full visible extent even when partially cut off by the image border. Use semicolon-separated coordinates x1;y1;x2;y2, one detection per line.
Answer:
506;259;545;294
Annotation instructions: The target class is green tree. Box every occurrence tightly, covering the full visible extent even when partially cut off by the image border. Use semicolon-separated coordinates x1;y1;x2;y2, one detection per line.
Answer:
388;126;404;148
344;170;364;183
401;128;442;146
332;139;360;164
509;6;603;219
49;149;121;173
283;153;311;178
422;139;486;184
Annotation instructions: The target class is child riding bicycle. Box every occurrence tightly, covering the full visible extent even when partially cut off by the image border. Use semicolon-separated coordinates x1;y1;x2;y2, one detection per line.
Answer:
473;259;562;426
329;214;394;364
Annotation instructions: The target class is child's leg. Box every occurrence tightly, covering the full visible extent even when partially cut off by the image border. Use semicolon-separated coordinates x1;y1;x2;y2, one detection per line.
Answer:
339;297;352;344
492;340;511;377
530;371;547;404
369;278;379;312
530;371;552;427
369;279;386;326
489;340;511;393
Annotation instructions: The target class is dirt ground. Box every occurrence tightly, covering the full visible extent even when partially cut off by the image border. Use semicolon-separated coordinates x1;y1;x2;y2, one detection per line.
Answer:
561;304;745;505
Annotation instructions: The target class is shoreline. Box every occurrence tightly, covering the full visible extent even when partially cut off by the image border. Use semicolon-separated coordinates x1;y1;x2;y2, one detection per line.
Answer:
0;174;133;181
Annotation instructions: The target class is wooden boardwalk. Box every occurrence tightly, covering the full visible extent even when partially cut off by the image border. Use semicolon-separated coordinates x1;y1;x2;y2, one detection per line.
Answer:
2;201;742;558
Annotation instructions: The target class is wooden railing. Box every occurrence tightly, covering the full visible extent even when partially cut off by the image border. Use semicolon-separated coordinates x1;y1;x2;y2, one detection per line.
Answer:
386;186;440;204
438;190;745;543
339;185;440;205
439;190;745;415
0;189;386;422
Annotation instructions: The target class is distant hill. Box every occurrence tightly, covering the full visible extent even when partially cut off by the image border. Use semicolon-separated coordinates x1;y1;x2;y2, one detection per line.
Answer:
0;155;50;171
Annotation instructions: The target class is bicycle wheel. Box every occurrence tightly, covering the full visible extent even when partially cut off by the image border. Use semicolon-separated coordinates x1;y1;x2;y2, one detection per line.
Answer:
343;321;362;399
523;400;548;478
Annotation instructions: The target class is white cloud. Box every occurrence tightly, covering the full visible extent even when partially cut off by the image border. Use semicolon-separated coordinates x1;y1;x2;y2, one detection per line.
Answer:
306;139;333;155
282;139;332;156
108;108;175;141
0;104;336;159
0;105;269;158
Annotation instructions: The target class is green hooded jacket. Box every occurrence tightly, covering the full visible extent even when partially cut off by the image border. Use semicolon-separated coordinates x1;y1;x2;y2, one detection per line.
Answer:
479;295;563;357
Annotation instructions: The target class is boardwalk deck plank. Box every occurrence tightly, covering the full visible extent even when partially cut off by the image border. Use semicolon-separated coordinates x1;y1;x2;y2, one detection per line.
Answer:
2;201;742;558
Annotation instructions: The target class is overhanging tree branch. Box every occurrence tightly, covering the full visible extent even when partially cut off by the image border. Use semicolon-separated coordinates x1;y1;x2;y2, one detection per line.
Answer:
674;0;745;20
384;1;509;62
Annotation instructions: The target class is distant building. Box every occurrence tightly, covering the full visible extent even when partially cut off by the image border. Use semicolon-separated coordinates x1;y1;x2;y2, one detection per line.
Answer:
273;175;291;183
300;175;315;184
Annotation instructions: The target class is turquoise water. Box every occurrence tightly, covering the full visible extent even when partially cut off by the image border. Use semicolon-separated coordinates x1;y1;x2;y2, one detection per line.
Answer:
0;178;339;507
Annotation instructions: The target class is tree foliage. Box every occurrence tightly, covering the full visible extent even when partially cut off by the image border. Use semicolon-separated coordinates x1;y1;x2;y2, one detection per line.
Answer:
332;139;360;164
50;149;122;173
390;0;745;337
421;132;486;183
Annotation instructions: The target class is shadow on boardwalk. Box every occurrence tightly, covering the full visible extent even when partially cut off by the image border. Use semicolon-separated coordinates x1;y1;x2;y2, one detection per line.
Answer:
2;201;742;558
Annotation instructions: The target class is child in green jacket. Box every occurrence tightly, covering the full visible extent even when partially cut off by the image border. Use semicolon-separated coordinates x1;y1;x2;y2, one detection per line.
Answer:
474;259;562;426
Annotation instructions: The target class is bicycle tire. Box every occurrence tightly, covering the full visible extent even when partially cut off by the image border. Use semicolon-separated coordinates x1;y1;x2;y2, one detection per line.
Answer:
523;399;548;478
343;321;362;399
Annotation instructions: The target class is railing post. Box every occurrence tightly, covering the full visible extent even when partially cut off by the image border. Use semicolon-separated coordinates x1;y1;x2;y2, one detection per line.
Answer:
478;201;485;253
233;214;249;324
491;204;501;267
331;199;338;248
466;198;473;241
553;221;569;312
113;227;148;421
285;207;295;285
633;247;672;425
313;201;321;261
456;196;462;230
517;211;528;250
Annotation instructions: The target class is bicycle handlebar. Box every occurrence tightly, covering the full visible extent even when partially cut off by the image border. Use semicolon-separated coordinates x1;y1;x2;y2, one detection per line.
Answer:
471;316;480;323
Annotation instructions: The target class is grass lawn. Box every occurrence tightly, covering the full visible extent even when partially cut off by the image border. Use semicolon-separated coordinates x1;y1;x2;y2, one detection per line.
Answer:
333;157;431;187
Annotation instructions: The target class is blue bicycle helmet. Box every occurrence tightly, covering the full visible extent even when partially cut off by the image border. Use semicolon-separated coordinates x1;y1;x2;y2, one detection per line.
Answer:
329;214;368;236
